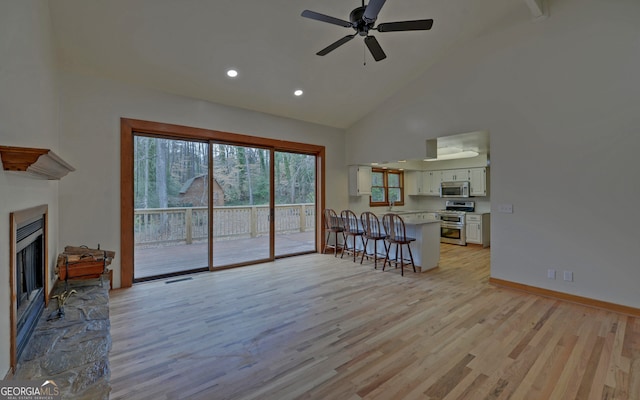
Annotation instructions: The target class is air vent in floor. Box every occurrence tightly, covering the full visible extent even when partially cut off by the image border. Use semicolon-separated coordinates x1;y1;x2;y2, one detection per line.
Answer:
165;277;193;284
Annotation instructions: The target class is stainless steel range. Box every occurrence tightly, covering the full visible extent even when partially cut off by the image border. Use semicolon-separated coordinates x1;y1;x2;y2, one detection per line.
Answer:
438;200;475;245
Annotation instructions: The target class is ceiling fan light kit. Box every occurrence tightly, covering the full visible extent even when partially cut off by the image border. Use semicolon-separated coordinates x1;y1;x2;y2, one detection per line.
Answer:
301;0;433;62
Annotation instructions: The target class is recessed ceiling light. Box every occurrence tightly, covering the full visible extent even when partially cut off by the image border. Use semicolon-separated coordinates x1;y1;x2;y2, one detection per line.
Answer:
294;89;304;96
226;69;238;78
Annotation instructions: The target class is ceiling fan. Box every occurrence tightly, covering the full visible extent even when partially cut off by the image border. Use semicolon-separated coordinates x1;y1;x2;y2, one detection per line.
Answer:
301;0;434;62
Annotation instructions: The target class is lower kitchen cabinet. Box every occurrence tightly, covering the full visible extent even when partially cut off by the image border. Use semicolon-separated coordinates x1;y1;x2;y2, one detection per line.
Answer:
466;213;490;247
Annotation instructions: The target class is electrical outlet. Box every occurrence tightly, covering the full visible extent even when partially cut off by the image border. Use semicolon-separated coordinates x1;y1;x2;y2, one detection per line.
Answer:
563;271;573;282
547;269;556;279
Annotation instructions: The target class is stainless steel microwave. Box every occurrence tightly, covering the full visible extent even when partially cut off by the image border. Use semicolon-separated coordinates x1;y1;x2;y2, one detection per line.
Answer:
440;181;470;198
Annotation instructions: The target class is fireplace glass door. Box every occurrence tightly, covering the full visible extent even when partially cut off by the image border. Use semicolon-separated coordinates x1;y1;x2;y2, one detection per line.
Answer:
15;219;45;360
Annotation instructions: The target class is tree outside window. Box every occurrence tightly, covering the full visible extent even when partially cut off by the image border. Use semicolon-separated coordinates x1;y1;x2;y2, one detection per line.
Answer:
370;168;404;207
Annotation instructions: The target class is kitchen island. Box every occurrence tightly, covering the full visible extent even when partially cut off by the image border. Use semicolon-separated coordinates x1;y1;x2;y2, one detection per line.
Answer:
399;216;441;272
366;213;441;273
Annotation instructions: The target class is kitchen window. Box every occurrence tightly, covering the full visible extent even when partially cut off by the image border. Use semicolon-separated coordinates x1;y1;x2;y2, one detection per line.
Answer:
370;168;404;207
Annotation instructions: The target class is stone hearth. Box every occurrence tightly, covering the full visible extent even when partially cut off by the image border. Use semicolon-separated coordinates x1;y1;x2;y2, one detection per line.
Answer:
12;276;111;399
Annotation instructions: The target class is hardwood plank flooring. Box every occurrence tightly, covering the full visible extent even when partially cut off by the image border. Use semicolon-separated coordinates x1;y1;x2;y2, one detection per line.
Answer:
109;244;640;399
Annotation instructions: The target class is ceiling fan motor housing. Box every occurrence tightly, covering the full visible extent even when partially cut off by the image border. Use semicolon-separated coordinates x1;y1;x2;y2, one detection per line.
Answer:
349;6;374;36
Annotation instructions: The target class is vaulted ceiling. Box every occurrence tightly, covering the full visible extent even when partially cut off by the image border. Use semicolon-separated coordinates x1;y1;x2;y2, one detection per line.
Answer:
48;0;538;129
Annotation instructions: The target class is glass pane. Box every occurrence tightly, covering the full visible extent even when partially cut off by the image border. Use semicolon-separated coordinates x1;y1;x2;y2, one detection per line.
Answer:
212;144;271;267
389;188;401;202
371;187;386;202
134;136;209;280
388;173;400;187
274;152;316;257
371;172;384;186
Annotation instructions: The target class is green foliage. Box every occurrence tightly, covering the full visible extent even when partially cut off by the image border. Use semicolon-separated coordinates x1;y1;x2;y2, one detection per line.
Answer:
134;137;316;209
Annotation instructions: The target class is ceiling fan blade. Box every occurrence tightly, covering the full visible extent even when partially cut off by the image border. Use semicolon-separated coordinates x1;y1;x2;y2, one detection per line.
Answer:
301;10;352;28
377;19;434;32
364;36;387;61
363;0;387;23
317;35;356;56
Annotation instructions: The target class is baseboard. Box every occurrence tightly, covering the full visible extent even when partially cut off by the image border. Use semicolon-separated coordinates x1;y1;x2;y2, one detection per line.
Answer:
489;277;640;317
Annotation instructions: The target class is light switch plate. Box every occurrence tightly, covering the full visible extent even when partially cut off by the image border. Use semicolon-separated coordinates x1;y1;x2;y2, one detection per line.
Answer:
563;271;573;282
498;204;513;213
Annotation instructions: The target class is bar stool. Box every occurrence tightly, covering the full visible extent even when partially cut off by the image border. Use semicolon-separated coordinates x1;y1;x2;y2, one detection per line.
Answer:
322;209;344;256
360;212;388;269
340;209;365;262
382;213;416;276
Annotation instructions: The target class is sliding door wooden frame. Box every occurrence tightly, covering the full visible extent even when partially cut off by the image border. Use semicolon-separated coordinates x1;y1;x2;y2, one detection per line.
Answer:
120;118;325;288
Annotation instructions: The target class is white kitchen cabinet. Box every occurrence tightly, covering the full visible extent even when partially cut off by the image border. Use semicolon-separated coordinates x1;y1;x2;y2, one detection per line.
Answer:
348;165;372;196
466;213;490;247
406;171;424;195
469;167;487;196
407;171;441;196
441;169;469;182
423;171;441;196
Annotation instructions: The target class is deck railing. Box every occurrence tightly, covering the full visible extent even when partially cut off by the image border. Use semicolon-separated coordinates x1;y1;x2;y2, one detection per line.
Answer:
134;204;315;246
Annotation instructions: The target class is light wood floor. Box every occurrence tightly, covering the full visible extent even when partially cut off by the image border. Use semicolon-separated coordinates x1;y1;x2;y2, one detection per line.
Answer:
109;244;640;399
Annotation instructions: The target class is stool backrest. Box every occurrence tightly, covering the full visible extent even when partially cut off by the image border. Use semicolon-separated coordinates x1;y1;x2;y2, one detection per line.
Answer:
360;212;384;238
340;210;360;233
382;213;409;241
323;209;342;230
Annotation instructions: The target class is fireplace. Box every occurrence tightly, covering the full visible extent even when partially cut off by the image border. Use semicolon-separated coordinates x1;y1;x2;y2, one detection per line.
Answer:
10;205;49;372
15;217;45;360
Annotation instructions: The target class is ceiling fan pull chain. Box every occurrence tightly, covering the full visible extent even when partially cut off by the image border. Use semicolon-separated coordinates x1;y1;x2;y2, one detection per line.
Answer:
363;42;367;66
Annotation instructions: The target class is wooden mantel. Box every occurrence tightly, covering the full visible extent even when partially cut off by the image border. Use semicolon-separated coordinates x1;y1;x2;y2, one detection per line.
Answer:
0;145;75;180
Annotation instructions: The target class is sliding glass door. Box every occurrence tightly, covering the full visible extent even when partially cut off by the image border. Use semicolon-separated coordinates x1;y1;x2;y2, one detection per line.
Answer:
211;143;272;268
122;119;323;286
274;151;316;257
133;136;209;280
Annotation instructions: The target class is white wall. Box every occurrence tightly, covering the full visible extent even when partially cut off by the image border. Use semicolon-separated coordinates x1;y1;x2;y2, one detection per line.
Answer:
57;71;347;289
0;0;60;377
346;0;640;307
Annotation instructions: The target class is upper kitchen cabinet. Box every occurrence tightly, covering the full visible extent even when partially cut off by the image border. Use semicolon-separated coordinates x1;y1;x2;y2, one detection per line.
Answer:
423;171;441;196
407;171;441;196
348;165;372;196
441;169;469;182
406;171;424;195
469;167;487;196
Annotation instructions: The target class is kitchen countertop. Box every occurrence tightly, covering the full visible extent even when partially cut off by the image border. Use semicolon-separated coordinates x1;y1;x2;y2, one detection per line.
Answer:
402;217;440;225
373;211;440;225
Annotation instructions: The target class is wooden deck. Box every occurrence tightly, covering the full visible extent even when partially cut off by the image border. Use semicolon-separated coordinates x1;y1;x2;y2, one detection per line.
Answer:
134;231;316;279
